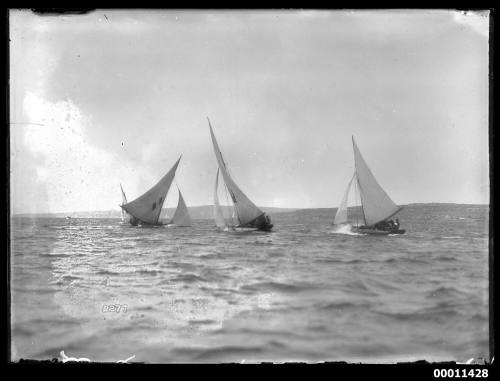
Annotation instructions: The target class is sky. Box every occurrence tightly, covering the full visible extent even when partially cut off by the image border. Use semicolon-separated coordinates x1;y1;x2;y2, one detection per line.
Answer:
9;9;490;214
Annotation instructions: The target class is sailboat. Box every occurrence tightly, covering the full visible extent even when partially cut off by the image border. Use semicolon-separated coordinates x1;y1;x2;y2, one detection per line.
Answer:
209;118;273;232
166;187;192;227
333;137;405;235
119;183;128;223
120;156;181;226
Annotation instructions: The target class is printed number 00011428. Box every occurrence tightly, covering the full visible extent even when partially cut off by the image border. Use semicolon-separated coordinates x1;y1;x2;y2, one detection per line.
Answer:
433;369;488;378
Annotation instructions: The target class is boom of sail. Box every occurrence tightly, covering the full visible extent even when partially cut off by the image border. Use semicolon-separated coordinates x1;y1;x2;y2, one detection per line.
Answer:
208;119;265;227
121;156;181;225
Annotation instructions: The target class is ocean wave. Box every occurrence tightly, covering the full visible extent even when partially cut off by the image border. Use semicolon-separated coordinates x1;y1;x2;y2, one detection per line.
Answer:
468;313;488;323
136;269;162;276
39;253;71;257
12;324;36;337
375;300;474;323
315;258;365;264
402;257;431;265
329;224;365;236
382;258;397;263
11;211;489;363
239;281;319;294
426;286;468;299
435;255;458;262
341;280;378;296
172;344;265;361
317;301;371;311
95;269;121;276
188;319;218;325
374;310;440;323
212;327;308;340
171;273;206;283
60;275;83;282
364;278;401;292
12;286;56;294
29;317;82;327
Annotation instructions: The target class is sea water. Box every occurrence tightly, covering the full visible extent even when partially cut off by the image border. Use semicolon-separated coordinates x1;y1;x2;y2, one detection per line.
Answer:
10;204;489;363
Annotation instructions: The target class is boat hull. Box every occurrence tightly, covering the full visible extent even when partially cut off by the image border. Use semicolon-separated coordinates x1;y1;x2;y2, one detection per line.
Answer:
352;226;406;235
238;223;273;232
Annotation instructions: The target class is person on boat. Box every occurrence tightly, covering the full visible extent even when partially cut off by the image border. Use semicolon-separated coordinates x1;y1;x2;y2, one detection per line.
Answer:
129;215;140;226
254;214;273;231
395;218;400;229
374;219;395;232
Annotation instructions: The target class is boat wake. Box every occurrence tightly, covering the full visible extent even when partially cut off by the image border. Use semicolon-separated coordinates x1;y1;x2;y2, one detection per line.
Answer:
330;224;365;236
220;227;259;234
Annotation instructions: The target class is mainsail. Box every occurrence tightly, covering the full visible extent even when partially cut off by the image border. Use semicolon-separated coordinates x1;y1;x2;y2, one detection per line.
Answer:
120;184;128;221
121;156;181;225
208;118;264;226
333;172;355;225
352;137;401;226
171;188;192;227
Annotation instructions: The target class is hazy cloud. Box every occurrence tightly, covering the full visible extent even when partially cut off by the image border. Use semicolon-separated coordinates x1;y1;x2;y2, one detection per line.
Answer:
10;9;490;213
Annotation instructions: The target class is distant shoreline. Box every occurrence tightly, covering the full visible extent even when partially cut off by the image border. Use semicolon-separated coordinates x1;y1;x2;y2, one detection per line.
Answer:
11;203;489;219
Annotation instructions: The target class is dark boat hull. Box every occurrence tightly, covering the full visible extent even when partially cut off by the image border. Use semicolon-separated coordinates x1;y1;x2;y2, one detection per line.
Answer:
238;223;273;232
240;214;273;232
352;226;406;235
257;224;273;232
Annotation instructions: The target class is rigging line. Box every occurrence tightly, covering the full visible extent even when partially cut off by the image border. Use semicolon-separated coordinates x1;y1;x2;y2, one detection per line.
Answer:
356;174;367;226
221;175;230;222
353;173;358;227
222;161;247;226
228;182;241;226
216;169;228;229
346;177;350;225
173;177;181;212
156;179;172;224
222;178;236;227
355;173;361;227
356;174;361;227
346;172;354;225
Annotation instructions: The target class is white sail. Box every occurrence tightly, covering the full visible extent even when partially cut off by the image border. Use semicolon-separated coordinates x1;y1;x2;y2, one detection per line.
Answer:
171;189;192;227
214;168;228;229
352;137;401;226
122;156;181;225
334;172;355;225
208;119;264;226
120;184;128;221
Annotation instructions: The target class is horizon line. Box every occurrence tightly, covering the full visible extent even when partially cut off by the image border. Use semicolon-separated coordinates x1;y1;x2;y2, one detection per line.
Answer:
11;202;490;216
